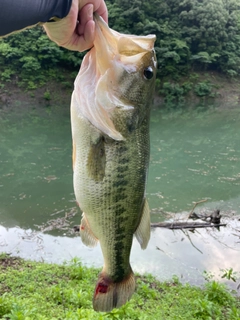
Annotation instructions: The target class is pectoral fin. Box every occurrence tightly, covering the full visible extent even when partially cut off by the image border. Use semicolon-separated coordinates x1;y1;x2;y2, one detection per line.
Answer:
80;213;98;248
134;198;150;249
87;136;106;181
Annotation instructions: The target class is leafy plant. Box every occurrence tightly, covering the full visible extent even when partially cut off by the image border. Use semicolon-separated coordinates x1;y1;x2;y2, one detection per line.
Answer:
194;81;213;97
43;90;51;101
221;268;238;282
0;294;11;317
194;298;216;319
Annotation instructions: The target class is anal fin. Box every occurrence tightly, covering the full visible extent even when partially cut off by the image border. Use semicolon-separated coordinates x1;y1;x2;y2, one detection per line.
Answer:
134;198;150;249
80;213;98;247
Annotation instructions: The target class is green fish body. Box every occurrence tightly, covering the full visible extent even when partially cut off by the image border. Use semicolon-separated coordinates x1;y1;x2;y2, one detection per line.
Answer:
71;15;156;312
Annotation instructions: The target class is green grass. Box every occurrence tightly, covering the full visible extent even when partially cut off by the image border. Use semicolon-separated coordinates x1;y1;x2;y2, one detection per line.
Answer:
0;253;239;320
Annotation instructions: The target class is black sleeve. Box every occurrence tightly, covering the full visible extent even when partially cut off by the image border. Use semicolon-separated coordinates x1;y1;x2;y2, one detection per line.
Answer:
0;0;72;37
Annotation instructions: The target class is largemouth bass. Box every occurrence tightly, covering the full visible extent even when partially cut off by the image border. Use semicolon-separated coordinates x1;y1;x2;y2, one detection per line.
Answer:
71;14;156;312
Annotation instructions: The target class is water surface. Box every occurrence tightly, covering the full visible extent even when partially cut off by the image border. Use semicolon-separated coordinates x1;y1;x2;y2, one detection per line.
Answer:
0;103;240;289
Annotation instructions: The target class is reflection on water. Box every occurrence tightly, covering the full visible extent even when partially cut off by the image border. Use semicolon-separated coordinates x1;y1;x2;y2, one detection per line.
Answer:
0;104;240;289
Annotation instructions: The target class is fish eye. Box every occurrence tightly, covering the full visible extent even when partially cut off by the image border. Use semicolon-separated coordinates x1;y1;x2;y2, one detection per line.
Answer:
143;66;154;80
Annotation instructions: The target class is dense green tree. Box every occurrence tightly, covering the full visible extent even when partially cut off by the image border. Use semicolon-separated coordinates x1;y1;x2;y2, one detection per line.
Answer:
107;0;240;76
1;0;240;89
0;27;84;88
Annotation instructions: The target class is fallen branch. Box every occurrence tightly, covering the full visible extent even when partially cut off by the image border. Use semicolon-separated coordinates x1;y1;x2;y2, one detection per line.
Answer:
151;222;227;229
189;209;222;224
151;202;226;230
188;199;208;219
181;228;203;254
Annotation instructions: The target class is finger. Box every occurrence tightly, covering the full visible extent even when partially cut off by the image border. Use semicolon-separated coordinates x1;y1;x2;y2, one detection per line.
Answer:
83;20;95;47
77;4;93;36
79;0;108;23
95;1;108;23
78;4;93;33
76;20;95;52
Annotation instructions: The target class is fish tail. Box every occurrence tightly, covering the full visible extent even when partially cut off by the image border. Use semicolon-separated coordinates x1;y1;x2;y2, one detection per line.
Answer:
93;270;135;312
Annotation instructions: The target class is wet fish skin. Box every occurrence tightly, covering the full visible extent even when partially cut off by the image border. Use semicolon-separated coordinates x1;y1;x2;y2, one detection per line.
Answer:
71;15;156;312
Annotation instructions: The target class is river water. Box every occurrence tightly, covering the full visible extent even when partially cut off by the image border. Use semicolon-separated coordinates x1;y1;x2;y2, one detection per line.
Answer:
0;103;240;289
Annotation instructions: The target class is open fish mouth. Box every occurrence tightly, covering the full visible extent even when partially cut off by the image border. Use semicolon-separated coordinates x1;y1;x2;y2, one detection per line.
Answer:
93;13;156;75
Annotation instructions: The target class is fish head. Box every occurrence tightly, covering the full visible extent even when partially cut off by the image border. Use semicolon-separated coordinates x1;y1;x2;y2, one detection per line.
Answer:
111;44;157;134
72;15;157;140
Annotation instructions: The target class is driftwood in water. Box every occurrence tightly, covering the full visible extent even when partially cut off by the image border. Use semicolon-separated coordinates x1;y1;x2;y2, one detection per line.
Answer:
151;201;227;230
151;221;227;229
189;209;222;224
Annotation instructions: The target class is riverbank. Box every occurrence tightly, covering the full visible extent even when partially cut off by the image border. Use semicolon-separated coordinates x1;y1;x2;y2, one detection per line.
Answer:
0;253;239;320
1;72;240;111
0;80;73;112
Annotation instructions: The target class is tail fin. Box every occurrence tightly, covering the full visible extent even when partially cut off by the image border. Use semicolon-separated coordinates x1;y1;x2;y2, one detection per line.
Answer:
93;271;135;312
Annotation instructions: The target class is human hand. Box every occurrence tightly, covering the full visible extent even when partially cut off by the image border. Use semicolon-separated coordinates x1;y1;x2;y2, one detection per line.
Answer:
43;0;108;51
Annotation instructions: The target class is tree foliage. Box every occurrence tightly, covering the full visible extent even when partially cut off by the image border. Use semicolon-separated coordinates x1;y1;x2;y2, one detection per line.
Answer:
0;27;84;88
106;0;240;77
1;0;240;88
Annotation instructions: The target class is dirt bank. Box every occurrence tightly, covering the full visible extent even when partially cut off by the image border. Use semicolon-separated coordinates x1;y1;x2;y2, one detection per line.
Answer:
1;71;240;111
0;81;73;112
